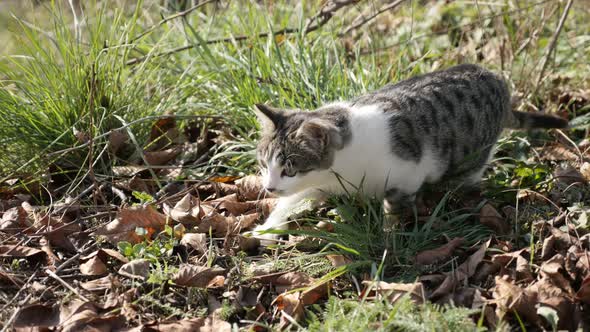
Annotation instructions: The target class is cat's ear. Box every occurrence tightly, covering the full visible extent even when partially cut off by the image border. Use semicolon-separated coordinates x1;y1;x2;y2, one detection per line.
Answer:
254;104;283;131
297;119;343;148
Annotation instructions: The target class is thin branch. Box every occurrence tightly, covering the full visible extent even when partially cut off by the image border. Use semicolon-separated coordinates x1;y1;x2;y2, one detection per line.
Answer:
339;0;406;37
44;114;221;158
130;0;219;43
126;0;363;66
532;0;574;97
359;0;554;55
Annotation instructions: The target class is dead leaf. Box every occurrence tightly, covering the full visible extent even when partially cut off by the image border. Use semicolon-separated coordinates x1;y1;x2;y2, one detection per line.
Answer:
206;275;225;289
235;175;268;201
493;276;539;324
118;259;150;280
80;275;118;292
528;277;579;330
538;145;578;161
479;204;510;235
163;193;204;225
273;292;304;329
326;254;352;267
491;249;533;282
431;239;490;299
13;303;60;329
274;272;314;293
363;281;425;304
576;275;590;304
80;255;108;276
553;166;586;186
580;162;590;182
138;316;231;332
180;233;207;253
209;175;240;183
415;237;464;266
171;264;225;288
93;205;167;245
144;147;182;165
0;206;30;232
109;129;129;155
147;117;184;152
0;245;46;259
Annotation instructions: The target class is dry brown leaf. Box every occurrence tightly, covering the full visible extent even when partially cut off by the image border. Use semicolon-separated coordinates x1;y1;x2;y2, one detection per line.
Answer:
13;303;60;329
138;316;231;332
326;254;352;267
206;275;226;289
147;117;183;152
59;300;126;332
528;277;579;330
235;175;268;201
195;211;229;236
431;239;490;299
538;145;578;161
553;166;586;186
0;245;46;259
93;205;167;245
108;129;129;155
144;147;182;166
580;162;590;182
274;272;315;293
273;292;304;329
15;301;126;332
542;228;579;259
118;259;150;280
171;264;225;288
80;255;108;276
491;249;533;282
163;193;204;225
363;281;425;304
180;233;207;253
80;275;118;292
493;276;539;324
415;237;464;266
479;204;510;235
0;206;30;232
576;275;590;304
207;194;253;215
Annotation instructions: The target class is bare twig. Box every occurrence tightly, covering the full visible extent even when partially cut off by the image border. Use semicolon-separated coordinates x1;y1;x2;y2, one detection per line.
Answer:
43;114;221;159
45;269;90;302
130;0;219;43
532;0;574;97
359;0;554;55
339;0;405;37
126;0;362;66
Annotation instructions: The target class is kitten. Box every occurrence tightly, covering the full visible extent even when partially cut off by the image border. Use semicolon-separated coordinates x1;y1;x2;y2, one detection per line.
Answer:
251;64;567;243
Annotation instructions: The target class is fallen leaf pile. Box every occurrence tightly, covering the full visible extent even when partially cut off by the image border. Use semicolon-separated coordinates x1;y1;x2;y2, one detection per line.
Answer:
2;115;590;331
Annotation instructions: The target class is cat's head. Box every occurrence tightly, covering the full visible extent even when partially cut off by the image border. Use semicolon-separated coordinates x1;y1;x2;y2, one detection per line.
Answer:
254;104;347;196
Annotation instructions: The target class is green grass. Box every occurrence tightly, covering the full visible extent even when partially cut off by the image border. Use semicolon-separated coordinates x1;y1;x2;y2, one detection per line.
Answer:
305;296;492;332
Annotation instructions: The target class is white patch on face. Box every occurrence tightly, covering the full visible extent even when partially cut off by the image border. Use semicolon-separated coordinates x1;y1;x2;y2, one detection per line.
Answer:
262;154;282;191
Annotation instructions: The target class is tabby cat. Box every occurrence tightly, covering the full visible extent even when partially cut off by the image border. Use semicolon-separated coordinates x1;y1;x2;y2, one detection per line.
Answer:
251;64;567;243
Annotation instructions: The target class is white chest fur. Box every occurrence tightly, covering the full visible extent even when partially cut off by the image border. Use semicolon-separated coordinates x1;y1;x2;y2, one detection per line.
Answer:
310;104;443;197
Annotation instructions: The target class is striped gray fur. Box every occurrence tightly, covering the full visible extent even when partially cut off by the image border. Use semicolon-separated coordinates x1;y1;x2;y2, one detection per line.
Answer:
256;64;567;189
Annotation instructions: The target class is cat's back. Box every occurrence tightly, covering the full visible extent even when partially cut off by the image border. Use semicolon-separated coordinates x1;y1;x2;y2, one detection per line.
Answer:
348;64;511;180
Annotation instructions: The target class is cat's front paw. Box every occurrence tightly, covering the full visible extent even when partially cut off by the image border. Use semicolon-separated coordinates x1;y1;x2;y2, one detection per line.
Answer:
250;224;281;246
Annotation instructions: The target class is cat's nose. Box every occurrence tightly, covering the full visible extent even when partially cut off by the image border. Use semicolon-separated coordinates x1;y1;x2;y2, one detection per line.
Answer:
266;187;276;193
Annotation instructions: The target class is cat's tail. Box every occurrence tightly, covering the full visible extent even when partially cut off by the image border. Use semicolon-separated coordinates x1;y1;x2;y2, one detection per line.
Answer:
504;110;568;129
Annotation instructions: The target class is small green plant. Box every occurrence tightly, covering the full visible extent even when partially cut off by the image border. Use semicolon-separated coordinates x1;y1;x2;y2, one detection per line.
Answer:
117;224;179;262
305;296;486;332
